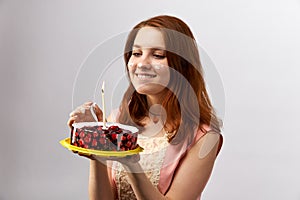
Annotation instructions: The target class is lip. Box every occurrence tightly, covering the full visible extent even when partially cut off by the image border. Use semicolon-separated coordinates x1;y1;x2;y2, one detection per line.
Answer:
135;73;157;80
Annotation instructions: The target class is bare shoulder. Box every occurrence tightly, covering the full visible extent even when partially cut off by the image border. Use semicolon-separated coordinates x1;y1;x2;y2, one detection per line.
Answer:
165;131;223;199
190;130;223;160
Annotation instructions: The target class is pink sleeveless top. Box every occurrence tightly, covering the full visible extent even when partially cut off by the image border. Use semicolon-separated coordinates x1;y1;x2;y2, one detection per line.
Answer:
157;125;209;198
110;110;219;199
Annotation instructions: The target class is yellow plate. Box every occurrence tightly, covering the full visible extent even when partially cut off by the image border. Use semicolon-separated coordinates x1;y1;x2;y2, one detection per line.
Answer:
60;138;143;157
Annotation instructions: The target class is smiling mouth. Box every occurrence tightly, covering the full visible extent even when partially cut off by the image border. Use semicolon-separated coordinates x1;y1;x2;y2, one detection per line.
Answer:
135;73;157;79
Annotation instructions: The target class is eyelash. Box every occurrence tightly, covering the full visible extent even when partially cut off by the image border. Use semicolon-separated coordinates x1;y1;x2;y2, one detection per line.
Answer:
132;52;166;59
132;52;141;56
153;54;166;59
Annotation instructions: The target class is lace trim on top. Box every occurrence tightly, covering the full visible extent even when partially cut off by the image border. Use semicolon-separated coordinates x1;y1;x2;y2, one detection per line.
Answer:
113;134;169;200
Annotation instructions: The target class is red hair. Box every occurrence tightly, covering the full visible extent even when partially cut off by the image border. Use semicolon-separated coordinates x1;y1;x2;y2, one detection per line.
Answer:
118;15;221;144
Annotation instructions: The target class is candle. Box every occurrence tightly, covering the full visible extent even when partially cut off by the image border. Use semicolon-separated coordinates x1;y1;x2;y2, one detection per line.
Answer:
101;81;106;128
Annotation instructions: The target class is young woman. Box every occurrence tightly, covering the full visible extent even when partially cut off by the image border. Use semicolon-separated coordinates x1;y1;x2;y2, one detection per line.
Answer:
68;15;223;200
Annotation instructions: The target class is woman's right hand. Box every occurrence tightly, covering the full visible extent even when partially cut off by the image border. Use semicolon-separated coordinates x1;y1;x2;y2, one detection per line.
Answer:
67;101;103;129
67;101;103;160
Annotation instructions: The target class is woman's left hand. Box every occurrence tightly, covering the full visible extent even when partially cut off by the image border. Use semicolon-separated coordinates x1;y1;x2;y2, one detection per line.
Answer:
93;154;141;170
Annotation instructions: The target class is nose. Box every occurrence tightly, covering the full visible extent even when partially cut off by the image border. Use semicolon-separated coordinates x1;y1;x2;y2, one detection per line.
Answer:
128;61;151;70
137;62;151;69
137;62;152;70
135;54;152;69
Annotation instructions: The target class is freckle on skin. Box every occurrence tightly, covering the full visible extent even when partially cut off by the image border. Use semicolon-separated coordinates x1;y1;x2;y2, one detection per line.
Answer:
154;65;161;70
128;62;134;67
198;133;220;159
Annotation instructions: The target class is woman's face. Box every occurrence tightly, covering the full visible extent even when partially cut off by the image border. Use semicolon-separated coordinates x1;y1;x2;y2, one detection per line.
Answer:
127;27;170;96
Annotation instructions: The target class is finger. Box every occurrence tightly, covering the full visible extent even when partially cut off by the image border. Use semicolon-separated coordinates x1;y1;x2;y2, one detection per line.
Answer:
75;106;86;114
83;101;94;106
78;104;98;122
125;154;140;163
75;152;95;160
94;104;103;121
81;104;96;116
93;155;110;163
89;103;99;122
69;111;76;117
70;107;85;117
74;112;97;123
69;110;81;117
67;116;77;128
78;152;91;157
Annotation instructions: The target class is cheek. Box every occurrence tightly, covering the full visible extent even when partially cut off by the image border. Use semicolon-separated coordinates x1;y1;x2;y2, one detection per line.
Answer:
128;71;135;81
161;67;169;76
157;67;170;86
127;57;136;72
158;66;170;77
163;68;171;85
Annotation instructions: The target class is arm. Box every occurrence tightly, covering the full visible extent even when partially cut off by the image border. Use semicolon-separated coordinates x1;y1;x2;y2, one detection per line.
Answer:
88;109;118;200
68;102;117;200
122;132;222;200
89;160;116;200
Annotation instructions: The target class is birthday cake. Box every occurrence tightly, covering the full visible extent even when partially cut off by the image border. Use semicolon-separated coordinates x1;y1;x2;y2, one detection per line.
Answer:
71;122;138;151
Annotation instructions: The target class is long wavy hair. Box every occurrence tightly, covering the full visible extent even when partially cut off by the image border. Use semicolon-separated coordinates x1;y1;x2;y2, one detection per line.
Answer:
118;15;221;144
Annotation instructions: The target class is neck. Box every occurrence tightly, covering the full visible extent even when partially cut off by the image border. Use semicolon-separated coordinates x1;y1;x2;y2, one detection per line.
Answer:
147;97;167;125
146;95;161;107
146;88;168;107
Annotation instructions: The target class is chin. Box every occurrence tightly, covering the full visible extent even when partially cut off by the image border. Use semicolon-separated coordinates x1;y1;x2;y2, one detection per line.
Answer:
134;84;166;96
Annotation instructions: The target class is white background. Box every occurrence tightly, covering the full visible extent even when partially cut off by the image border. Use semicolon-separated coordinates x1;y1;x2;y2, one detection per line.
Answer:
1;0;300;199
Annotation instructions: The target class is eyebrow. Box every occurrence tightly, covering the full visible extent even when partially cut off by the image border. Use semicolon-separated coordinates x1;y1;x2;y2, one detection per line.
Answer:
133;44;166;51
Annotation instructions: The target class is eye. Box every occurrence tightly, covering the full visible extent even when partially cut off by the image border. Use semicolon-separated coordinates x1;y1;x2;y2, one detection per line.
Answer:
132;52;141;57
153;54;166;59
153;50;166;59
132;50;142;57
